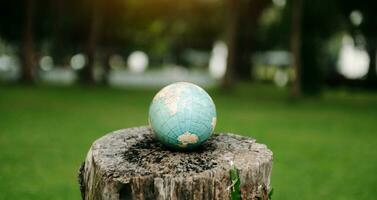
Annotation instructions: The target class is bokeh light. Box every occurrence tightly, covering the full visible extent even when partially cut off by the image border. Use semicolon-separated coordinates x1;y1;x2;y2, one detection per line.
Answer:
350;10;363;26
209;41;227;79
337;35;369;79
0;54;11;71
127;51;148;73
39;56;54;71
70;53;86;70
274;69;289;87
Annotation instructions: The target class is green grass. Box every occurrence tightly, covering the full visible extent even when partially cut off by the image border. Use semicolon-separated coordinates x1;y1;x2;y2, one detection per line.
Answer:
1;83;377;199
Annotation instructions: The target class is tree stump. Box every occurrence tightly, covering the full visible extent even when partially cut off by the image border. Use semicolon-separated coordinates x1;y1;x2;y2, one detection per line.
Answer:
78;126;273;200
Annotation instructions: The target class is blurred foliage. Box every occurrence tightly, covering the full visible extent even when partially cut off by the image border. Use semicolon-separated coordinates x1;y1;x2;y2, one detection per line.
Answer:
0;0;376;90
0;0;225;64
121;0;225;65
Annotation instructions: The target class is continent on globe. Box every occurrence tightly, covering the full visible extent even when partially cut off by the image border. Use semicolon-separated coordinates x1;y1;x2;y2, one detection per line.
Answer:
149;82;217;150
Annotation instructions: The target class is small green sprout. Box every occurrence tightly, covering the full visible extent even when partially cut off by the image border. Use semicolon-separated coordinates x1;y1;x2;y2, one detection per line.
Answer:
268;188;274;199
229;161;241;200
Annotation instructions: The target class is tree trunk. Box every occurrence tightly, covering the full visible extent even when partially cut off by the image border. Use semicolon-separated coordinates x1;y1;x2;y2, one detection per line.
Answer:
51;0;66;66
290;0;303;97
99;48;112;85
234;0;269;81
20;0;36;83
222;0;241;89
78;126;273;200
79;0;102;84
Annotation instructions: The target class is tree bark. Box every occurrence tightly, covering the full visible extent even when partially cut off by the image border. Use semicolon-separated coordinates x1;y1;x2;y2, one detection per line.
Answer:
78;126;273;200
290;0;303;97
20;0;36;83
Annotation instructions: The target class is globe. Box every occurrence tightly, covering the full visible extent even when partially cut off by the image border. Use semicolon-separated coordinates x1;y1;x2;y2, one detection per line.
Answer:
149;82;217;150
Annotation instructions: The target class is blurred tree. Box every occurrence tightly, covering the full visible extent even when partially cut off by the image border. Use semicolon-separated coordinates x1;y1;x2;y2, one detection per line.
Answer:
0;0;53;83
78;0;102;84
222;0;240;89
20;0;36;83
99;0;127;85
254;5;290;51
49;0;64;65
49;0;78;66
234;0;270;81
291;0;343;95
255;0;344;94
0;0;37;83
48;0;127;84
290;0;302;97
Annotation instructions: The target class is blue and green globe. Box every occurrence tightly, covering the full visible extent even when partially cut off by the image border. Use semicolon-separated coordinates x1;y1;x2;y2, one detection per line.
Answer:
149;82;217;150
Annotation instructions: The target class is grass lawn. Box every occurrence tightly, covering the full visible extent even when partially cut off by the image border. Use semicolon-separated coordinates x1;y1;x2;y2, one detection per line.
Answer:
1;83;377;199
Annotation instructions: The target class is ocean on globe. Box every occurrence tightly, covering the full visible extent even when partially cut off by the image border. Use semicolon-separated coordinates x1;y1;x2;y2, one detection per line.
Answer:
149;82;217;150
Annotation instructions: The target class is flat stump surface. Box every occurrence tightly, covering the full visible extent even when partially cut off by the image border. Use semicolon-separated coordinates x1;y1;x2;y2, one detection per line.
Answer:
79;126;273;200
